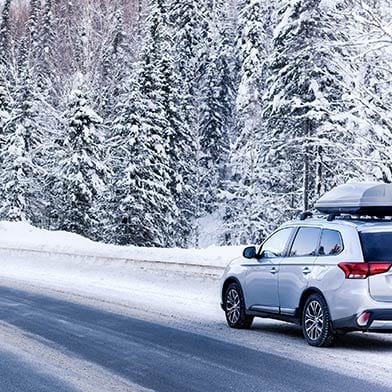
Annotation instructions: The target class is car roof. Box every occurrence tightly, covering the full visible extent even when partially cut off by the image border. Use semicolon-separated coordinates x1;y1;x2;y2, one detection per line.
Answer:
281;217;392;232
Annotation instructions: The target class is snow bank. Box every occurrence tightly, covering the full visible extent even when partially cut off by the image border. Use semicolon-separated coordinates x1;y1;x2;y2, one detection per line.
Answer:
0;221;231;320
0;221;243;268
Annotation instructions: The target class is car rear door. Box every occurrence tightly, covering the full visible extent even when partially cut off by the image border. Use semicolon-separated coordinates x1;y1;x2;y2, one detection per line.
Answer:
278;226;321;316
360;229;392;302
244;227;294;313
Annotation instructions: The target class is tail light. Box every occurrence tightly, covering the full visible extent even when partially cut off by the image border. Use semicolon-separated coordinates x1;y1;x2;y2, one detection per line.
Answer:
357;311;371;327
338;262;392;279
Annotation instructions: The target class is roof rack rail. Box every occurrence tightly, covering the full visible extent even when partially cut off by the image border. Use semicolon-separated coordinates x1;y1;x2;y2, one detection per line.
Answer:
299;211;313;221
321;213;392;222
297;210;392;223
327;213;340;221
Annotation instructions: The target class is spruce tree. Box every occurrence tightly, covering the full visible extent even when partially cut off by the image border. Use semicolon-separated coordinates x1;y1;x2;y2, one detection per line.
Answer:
0;84;10;133
98;7;132;242
224;0;273;245
198;48;230;214
0;0;12;67
58;80;108;238
198;0;234;216
158;1;196;246
0;82;11;170
339;0;392;184
29;0;41;54
263;0;351;216
114;77;174;247
169;0;201;95
99;9;127;118
114;0;175;247
168;0;205;245
0;39;42;222
36;0;55;93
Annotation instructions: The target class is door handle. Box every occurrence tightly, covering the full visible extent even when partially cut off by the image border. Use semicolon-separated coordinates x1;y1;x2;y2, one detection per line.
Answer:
302;267;311;275
269;267;278;275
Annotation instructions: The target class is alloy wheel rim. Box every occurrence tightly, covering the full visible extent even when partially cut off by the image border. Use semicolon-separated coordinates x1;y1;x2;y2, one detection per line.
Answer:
226;289;241;324
304;300;324;341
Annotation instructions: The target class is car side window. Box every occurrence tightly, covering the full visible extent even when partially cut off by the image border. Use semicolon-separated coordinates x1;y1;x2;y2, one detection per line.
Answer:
289;227;321;257
259;228;293;258
318;229;343;256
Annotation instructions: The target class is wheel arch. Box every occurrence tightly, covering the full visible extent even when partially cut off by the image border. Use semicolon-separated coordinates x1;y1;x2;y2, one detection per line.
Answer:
297;287;330;324
222;277;243;304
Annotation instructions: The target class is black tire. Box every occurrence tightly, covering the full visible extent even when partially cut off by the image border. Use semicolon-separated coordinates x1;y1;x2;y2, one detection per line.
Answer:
224;283;253;329
302;293;335;347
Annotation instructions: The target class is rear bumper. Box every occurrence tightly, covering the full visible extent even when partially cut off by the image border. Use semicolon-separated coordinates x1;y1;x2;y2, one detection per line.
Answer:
333;309;392;333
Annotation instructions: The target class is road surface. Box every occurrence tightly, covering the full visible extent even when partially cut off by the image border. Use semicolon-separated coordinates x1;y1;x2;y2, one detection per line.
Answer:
0;284;390;392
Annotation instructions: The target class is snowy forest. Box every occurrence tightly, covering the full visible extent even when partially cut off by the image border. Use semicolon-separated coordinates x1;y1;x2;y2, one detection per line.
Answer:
0;0;391;248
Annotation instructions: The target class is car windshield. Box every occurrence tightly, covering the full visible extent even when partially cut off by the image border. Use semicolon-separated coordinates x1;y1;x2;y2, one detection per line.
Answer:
360;231;392;262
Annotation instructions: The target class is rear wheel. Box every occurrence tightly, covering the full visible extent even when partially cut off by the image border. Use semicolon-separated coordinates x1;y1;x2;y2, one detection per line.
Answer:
302;293;335;347
224;283;253;329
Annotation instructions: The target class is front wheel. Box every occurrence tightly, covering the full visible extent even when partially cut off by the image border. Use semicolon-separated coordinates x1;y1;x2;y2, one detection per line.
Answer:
302;293;335;347
224;283;253;329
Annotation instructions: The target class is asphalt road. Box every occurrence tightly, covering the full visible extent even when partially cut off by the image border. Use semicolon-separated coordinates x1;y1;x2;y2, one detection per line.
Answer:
0;350;76;392
0;285;389;392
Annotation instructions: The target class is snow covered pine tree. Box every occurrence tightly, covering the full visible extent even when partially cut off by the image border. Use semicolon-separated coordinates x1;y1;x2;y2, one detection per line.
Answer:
57;79;108;239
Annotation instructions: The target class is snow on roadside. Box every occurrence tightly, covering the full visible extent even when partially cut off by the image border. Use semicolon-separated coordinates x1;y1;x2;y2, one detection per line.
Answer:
0;221;233;323
0;221;243;267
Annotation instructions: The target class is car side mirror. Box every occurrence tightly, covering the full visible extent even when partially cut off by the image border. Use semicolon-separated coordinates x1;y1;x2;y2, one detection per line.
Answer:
243;246;257;259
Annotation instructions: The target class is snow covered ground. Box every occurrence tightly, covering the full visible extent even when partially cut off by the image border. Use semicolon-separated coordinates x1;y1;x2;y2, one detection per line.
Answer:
0;221;229;325
0;221;242;268
0;221;392;390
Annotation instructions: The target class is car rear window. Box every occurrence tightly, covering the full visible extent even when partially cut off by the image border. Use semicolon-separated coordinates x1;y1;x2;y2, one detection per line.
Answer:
360;232;392;262
289;227;321;257
318;229;343;256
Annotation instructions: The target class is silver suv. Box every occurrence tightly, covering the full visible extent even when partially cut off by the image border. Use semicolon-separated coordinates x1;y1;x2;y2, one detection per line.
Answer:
220;216;392;347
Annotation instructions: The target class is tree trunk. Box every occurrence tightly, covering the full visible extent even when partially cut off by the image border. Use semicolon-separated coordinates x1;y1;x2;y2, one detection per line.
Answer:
303;119;312;211
303;148;309;211
316;145;323;197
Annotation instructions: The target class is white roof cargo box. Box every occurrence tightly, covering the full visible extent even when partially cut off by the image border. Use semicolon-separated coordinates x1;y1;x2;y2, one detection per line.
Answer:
315;183;392;216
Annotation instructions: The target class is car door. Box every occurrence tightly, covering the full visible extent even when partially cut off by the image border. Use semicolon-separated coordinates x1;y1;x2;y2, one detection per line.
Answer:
244;227;294;313
278;226;321;316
